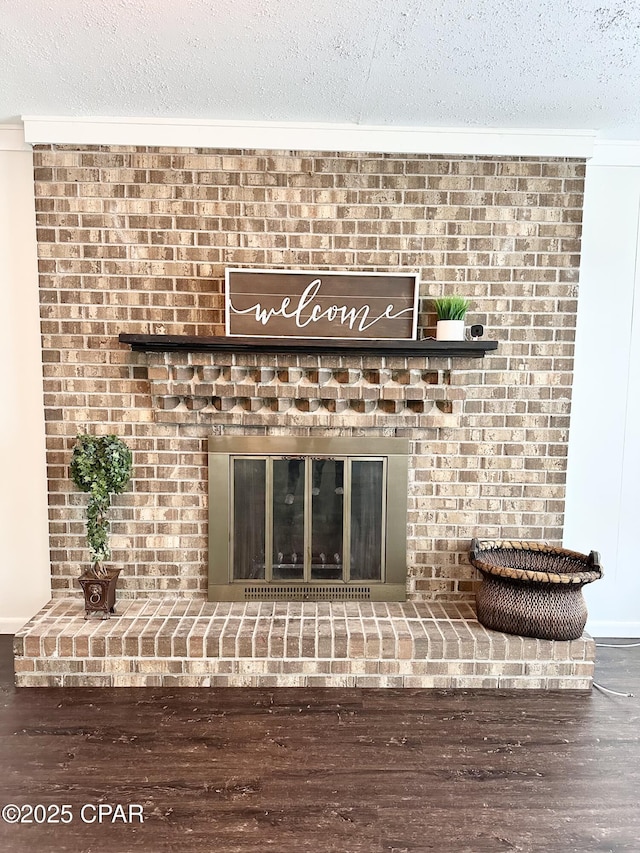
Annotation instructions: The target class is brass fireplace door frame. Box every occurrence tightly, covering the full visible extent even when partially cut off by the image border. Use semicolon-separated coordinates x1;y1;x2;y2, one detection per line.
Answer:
208;436;409;602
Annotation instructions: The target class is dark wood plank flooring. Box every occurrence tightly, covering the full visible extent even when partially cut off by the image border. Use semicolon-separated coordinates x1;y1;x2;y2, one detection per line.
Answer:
1;634;639;853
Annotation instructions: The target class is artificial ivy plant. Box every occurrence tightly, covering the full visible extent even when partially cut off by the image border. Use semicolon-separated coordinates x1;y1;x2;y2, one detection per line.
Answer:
70;433;133;578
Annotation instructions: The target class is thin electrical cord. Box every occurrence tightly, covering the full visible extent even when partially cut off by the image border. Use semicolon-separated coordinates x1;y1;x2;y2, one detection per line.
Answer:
592;641;640;696
593;681;634;698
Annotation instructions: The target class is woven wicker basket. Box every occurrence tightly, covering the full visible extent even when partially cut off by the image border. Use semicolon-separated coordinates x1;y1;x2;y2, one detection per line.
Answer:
469;539;603;641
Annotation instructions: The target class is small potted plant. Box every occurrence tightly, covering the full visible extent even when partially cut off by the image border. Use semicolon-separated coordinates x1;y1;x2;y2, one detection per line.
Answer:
433;296;471;341
70;432;133;619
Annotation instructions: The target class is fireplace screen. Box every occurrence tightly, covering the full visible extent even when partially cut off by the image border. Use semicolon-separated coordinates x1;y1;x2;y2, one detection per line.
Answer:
209;436;408;601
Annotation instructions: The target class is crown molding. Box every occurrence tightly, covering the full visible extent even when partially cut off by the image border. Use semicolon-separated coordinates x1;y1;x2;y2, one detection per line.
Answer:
0;124;30;152
21;115;597;158
589;140;640;167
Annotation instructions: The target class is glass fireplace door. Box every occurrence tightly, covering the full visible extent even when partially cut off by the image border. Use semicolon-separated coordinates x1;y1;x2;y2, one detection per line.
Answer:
231;457;266;580
310;458;345;581
272;458;306;580
230;455;385;584
349;459;384;581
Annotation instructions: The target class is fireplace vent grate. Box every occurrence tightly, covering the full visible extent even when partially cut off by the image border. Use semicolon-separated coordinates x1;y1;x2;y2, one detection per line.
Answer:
244;585;372;601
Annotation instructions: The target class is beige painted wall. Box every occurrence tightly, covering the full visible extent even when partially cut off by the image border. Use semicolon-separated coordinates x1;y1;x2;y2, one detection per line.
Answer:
565;144;640;636
0;131;50;632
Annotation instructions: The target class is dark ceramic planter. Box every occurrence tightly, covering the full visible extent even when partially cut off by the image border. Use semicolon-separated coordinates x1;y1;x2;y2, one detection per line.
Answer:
78;569;121;619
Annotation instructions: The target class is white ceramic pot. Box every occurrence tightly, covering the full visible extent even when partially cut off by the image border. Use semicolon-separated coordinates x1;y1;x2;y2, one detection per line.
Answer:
436;319;465;341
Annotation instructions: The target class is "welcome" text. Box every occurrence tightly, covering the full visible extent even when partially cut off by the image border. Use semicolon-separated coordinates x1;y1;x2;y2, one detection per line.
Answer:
229;279;414;333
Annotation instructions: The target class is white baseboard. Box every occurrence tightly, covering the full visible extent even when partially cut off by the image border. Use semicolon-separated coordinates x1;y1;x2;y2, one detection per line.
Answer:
0;617;29;635
586;620;640;639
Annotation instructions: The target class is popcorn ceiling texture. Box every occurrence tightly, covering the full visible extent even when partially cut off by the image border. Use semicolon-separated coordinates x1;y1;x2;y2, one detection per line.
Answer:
5;2;640;136
34;145;585;601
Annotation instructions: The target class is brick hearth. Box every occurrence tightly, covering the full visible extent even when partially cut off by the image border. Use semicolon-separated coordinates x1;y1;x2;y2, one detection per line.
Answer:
14;599;595;690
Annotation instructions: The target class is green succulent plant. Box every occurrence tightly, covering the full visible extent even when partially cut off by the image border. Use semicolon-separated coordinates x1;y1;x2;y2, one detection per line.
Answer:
70;433;133;578
433;296;471;321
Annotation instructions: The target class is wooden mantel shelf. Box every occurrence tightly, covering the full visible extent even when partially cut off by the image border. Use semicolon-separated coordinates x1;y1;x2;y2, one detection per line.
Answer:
119;334;498;358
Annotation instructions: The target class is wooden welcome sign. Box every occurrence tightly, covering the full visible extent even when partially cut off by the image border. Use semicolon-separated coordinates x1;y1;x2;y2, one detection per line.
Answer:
225;268;419;340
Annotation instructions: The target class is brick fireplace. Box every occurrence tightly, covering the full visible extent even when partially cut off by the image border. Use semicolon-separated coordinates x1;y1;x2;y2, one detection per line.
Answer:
13;145;595;688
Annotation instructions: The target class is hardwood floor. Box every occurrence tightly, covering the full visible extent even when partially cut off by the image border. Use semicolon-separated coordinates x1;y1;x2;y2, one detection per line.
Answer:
1;634;639;853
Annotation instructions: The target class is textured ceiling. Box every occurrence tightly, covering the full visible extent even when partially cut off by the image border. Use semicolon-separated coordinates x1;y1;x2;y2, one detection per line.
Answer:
2;0;640;138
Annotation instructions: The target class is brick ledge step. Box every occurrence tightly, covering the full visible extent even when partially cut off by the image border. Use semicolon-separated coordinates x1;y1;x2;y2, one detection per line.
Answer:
13;598;595;690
